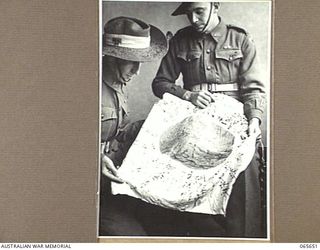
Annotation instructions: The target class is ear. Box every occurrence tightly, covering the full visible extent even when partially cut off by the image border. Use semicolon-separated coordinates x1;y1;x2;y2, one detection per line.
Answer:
213;2;221;13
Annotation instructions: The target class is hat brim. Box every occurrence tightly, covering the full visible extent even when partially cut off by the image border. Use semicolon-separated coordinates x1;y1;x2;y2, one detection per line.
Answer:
103;25;168;62
171;3;188;16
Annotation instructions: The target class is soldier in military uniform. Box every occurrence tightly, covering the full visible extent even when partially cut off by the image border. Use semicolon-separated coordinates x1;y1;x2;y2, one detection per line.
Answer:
99;16;167;236
152;2;266;237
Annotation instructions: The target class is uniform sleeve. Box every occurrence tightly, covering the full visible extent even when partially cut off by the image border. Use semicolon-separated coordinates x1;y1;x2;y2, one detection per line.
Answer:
239;34;266;122
116;120;144;143
152;37;187;99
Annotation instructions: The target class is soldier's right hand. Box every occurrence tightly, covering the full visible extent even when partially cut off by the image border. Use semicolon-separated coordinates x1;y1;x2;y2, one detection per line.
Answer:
183;90;214;109
101;143;124;183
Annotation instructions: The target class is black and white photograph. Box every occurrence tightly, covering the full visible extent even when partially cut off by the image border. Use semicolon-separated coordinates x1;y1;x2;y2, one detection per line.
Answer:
99;0;271;239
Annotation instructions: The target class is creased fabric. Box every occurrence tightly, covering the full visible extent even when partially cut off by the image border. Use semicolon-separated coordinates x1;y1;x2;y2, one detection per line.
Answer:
112;93;257;215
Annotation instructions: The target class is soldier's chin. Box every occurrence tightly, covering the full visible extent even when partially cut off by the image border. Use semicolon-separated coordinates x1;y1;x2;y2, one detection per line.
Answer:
193;25;204;32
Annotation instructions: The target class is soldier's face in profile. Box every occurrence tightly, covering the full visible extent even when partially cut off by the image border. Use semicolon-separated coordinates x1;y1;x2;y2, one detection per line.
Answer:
186;2;212;32
117;59;141;83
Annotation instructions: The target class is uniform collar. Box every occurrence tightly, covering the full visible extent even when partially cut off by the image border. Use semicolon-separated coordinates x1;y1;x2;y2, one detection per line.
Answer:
208;17;227;43
102;66;125;94
102;71;128;115
103;77;125;96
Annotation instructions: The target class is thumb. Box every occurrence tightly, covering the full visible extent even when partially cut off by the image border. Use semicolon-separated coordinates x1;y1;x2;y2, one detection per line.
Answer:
102;155;119;177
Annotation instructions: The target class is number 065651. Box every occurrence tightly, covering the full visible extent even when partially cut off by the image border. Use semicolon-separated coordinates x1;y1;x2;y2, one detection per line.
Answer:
300;244;318;248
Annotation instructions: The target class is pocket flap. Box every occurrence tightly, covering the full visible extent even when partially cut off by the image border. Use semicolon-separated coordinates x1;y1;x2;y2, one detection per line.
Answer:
101;106;117;121
216;49;243;61
177;51;201;61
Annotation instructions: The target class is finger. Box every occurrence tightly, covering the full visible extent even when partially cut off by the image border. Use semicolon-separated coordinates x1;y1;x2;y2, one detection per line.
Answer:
256;133;262;140
256;128;262;139
247;127;252;136
208;93;216;102
198;96;211;107
248;127;261;138
102;156;119;176
202;90;213;99
102;168;124;183
199;91;212;103
247;125;254;136
195;99;207;109
101;142;106;154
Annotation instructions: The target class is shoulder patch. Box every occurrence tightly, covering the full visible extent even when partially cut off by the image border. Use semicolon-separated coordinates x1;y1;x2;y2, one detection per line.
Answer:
227;24;248;35
227;24;255;43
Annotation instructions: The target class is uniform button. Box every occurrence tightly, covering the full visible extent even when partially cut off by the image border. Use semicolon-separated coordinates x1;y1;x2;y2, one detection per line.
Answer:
206;49;211;54
101;114;104;119
229;56;233;60
223;46;228;49
207;66;211;70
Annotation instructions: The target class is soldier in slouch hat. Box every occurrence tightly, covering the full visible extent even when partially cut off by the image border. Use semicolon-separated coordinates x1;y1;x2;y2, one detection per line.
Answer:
100;16;167;236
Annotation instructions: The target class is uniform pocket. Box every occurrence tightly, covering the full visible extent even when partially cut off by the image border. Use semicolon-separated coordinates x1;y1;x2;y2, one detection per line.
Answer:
177;50;202;83
177;51;201;62
101;106;117;122
215;49;243;62
215;49;243;82
101;106;118;141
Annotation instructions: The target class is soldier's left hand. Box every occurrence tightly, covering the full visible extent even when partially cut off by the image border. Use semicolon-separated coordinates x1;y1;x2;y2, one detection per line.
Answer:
101;142;124;183
248;118;261;139
184;90;214;109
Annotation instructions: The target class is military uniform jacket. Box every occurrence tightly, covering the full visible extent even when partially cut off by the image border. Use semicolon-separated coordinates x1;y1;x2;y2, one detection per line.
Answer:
152;18;266;121
101;79;144;168
101;80;129;143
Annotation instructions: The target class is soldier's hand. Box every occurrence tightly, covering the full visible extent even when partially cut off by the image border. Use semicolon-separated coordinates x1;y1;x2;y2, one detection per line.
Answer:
248;118;261;139
183;90;214;109
101;143;123;183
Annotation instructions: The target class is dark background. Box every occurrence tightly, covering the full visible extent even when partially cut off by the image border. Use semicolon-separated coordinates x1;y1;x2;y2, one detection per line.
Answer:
0;0;319;243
